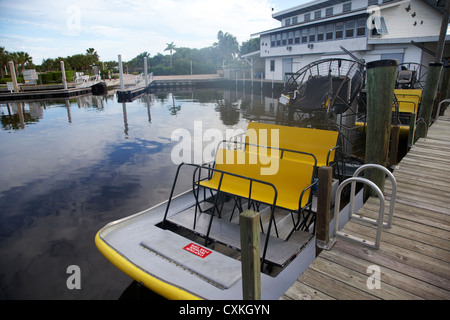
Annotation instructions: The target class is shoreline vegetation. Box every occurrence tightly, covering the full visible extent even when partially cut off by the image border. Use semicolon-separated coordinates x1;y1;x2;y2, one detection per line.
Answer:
0;30;260;86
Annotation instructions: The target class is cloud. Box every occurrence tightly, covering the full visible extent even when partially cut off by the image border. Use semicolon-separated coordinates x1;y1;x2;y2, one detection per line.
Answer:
0;0;280;63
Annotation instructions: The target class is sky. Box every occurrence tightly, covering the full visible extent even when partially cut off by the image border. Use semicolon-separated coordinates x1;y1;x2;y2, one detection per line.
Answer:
0;0;310;64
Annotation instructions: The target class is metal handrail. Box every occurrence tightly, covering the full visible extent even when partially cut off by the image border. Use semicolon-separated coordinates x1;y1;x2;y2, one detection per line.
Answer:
435;99;450;121
333;177;386;249
350;164;397;228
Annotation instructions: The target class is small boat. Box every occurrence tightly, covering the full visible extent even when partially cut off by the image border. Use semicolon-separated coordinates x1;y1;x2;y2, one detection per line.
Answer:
355;63;425;142
280;58;365;116
96;122;340;299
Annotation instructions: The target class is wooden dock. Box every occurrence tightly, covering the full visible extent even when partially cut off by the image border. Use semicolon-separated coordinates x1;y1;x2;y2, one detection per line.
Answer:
0;86;93;102
281;107;450;300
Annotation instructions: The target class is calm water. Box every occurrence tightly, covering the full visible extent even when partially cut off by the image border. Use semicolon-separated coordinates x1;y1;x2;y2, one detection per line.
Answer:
0;87;284;299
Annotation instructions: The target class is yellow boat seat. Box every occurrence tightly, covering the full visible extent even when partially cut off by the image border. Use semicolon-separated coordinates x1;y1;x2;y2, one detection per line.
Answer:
198;148;314;211
394;89;422;113
244;122;339;167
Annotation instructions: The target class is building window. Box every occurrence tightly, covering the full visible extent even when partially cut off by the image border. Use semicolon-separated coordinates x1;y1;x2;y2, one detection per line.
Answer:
282;32;287;45
285;18;291;26
271;34;276;47
304;13;311;22
356;18;366;36
295;30;301;44
369;0;378;5
314;10;322;20
345;20;354;38
343;2;351;13
270;60;275;72
317;25;324;41
288;31;294;44
301;29;308;43
326;7;333;17
292;16;298;24
276;33;281;46
326;24;334;40
335;22;344;39
309;27;316;42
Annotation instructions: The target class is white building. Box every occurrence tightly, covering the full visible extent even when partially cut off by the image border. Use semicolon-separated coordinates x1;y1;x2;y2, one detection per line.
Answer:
251;0;449;81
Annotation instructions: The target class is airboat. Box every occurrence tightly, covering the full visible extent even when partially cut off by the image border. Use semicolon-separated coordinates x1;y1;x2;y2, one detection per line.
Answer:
95;119;345;299
95;57;406;300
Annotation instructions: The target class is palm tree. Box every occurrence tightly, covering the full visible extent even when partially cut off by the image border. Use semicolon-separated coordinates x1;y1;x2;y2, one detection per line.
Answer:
16;51;33;74
86;48;99;66
0;47;9;79
164;42;176;68
214;31;239;65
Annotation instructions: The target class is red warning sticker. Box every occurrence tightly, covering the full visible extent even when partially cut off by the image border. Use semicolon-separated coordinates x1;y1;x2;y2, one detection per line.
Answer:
183;243;212;258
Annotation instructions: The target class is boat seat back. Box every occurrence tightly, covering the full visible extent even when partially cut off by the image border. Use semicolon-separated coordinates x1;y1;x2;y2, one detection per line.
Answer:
199;148;314;211
394;89;422;113
245;122;339;167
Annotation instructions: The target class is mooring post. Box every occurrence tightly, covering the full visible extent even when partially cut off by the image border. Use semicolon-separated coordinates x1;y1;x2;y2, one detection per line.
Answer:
439;66;450;116
118;54;125;92
364;59;398;198
60;61;68;90
8;61;19;93
389;125;400;168
415;62;443;140
239;209;261;300
316;166;334;255
144;57;148;88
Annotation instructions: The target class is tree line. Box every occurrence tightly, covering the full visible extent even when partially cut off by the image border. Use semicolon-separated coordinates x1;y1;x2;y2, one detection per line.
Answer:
0;30;260;80
116;31;259;76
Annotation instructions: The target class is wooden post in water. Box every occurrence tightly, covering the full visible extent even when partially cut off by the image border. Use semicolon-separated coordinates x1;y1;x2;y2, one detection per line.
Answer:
315;166;333;255
364;59;398;197
60;61;68;90
239;209;261;300
8;61;19;93
439;66;450;115
118;54;125;92
144;57;148;88
389;125;400;168
415;62;442;140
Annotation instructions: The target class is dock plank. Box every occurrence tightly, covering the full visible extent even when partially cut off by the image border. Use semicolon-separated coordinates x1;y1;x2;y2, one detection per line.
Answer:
281;109;450;300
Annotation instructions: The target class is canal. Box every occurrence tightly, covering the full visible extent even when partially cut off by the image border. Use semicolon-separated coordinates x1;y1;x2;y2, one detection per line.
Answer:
0;87;286;299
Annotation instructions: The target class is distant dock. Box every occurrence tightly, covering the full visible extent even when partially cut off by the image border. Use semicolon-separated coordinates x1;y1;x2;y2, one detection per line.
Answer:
149;74;225;90
0;86;93;102
281;107;450;300
146;74;285;93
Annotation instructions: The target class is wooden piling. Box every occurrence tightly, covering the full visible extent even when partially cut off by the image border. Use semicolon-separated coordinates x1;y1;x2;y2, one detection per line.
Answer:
415;62;442;140
364;59;398;197
315;166;333;255
8;61;19;93
60;61;68;90
389;125;400;167
118;54;125;92
239;209;261;300
439;66;450;115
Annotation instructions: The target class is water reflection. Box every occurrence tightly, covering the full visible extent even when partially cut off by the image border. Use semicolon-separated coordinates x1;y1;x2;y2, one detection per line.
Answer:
0;88;287;299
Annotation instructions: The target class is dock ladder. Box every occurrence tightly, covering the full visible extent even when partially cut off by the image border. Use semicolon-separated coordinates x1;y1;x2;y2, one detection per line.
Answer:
332;164;397;249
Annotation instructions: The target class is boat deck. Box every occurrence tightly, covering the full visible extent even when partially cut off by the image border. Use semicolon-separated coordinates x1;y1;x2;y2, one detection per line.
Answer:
281;108;450;300
166;203;313;267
